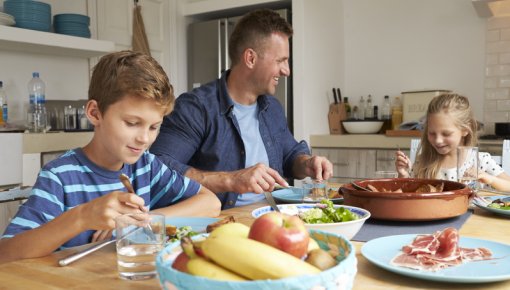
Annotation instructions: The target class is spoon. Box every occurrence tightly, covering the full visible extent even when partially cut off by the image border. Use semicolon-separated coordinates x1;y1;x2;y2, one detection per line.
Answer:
351;182;372;192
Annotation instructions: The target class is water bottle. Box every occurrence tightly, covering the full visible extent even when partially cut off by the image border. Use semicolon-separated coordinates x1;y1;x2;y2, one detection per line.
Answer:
365;94;374;119
27;72;47;132
0;81;7;125
358;96;365;120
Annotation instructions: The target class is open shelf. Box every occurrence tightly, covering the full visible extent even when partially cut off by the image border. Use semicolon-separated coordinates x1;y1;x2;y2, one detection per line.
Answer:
0;25;115;58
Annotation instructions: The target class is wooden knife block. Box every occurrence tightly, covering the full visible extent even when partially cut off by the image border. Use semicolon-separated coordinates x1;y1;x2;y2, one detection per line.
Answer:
328;103;347;134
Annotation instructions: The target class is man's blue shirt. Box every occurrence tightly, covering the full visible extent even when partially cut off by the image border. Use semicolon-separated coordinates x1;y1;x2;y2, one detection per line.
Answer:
150;70;310;209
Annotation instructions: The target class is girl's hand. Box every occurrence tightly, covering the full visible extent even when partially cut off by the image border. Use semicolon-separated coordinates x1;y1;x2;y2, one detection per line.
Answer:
395;150;411;178
478;172;495;187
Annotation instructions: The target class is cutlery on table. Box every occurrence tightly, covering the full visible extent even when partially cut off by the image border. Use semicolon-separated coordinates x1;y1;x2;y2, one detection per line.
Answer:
263;191;280;212
58;239;115;266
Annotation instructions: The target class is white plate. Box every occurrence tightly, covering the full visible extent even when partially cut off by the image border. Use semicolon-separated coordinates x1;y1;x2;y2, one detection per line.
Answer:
473;195;510;218
362;234;510;283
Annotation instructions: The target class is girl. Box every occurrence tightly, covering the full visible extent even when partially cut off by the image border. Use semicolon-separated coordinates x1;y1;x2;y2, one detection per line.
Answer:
395;93;510;191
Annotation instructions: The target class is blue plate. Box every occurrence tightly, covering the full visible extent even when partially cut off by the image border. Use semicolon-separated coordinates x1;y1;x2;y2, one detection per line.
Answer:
165;217;219;233
362;234;510;283
272;188;343;204
473;195;510;218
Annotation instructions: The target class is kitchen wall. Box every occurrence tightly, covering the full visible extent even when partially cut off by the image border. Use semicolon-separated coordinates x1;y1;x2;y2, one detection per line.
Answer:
485;15;510;133
293;0;486;142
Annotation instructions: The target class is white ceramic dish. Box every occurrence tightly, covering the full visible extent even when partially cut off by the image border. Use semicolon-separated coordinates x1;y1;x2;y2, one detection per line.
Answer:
342;120;384;134
251;203;371;240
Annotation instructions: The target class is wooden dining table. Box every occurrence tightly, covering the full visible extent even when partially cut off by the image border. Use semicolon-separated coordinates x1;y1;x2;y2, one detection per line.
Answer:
0;193;509;290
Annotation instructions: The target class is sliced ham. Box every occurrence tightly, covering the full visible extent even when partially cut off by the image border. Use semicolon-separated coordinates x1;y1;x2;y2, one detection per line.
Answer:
390;227;492;271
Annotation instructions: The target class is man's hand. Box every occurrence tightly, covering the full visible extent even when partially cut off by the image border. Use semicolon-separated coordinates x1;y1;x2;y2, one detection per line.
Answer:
228;163;288;194
294;155;333;181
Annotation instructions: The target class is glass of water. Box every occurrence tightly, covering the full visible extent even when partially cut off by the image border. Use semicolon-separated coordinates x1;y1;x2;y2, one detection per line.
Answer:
115;212;165;280
302;178;328;202
457;146;479;190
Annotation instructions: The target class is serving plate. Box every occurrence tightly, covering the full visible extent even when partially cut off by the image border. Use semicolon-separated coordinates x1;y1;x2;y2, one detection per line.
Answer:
272;188;343;204
361;234;510;283
165;217;219;233
473;195;510;218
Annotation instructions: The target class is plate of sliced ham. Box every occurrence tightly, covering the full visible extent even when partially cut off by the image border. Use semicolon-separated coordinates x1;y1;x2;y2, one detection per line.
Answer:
361;228;510;283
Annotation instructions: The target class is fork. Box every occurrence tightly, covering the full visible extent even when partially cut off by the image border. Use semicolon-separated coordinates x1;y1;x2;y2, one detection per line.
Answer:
263;191;280;212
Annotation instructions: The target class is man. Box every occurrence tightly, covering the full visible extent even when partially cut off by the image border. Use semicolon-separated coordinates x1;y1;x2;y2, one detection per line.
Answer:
150;9;333;209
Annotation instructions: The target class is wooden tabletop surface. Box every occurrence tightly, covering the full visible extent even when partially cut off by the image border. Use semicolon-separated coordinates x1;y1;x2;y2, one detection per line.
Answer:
0;193;509;290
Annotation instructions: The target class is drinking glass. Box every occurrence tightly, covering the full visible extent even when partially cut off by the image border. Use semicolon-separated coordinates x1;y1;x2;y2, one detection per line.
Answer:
115;212;165;280
302;178;328;201
375;170;398;179
457;146;479;190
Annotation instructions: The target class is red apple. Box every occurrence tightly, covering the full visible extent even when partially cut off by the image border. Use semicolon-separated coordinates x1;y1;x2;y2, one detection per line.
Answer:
171;251;190;273
248;212;309;259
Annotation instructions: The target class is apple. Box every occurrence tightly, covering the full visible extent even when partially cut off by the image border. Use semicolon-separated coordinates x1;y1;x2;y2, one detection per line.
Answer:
171;251;190;273
248;212;309;259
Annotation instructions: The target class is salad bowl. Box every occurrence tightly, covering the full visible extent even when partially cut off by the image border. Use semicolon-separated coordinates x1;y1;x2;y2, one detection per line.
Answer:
251;203;370;240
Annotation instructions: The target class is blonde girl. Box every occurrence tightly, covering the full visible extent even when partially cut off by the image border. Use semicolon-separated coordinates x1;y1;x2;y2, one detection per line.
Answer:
395;93;510;191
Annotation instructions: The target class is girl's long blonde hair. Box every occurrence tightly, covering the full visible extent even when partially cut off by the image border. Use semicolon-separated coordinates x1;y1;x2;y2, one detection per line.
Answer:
414;93;478;179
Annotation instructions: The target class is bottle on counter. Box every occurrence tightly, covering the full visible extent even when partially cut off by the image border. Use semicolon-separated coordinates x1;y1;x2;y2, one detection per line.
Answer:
27;72;47;132
343;97;351;119
381;95;392;133
358;96;365;120
365;94;374;119
391;96;403;130
0;81;7;125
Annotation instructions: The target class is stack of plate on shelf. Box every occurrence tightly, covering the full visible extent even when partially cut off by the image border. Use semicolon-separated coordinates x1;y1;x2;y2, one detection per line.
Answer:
54;13;90;38
3;0;51;32
0;11;16;26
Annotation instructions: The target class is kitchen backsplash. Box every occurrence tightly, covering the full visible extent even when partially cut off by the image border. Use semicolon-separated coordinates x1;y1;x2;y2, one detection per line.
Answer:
485;15;510;134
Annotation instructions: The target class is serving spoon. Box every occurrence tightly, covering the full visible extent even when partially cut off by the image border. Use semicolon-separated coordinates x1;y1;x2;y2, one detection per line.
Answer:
351;182;372;192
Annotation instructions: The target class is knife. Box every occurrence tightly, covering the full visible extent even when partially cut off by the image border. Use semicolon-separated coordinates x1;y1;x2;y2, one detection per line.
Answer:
332;88;338;104
337;88;342;102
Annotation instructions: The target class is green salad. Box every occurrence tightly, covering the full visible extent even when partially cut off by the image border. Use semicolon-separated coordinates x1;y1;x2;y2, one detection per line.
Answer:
298;199;360;224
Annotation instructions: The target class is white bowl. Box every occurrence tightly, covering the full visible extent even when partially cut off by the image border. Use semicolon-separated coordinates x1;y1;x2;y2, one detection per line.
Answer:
342;120;384;134
251;203;371;240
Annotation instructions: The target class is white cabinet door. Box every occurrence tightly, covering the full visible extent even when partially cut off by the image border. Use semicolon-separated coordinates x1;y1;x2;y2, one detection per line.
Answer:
95;0;170;68
0;134;22;187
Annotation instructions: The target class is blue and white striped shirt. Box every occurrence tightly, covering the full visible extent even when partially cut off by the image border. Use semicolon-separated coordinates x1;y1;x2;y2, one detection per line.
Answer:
2;148;200;249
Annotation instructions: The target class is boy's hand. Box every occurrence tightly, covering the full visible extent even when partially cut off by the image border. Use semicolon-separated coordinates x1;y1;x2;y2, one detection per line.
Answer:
91;229;113;243
395;150;411;178
80;191;146;231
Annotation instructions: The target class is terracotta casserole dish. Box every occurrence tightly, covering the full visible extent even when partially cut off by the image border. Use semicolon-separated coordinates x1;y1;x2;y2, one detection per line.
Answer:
339;178;473;221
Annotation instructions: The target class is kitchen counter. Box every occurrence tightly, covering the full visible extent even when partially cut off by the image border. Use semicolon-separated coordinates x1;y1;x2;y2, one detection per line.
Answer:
311;134;504;150
22;131;93;154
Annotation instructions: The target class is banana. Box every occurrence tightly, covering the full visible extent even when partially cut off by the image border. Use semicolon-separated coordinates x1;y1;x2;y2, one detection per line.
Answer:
209;222;249;239
308;237;320;253
187;257;247;281
201;235;321;280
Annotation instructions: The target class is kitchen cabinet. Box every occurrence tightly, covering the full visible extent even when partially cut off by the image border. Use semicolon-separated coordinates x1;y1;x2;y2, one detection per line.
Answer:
0;200;23;234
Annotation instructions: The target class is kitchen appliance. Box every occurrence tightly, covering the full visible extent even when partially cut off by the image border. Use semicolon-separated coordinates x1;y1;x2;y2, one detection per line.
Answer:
188;9;293;131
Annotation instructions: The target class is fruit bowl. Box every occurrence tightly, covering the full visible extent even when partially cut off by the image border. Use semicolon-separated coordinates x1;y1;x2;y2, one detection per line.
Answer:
342;120;384;134
340;178;473;221
251;204;371;240
156;230;357;290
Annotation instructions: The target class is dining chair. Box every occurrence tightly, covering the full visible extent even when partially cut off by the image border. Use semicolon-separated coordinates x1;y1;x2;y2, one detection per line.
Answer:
408;139;510;173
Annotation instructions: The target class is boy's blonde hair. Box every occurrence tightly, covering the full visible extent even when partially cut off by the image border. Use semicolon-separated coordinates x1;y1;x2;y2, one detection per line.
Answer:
415;93;478;179
88;50;174;115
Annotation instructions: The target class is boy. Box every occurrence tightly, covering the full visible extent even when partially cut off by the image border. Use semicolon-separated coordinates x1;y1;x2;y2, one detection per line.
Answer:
0;51;221;263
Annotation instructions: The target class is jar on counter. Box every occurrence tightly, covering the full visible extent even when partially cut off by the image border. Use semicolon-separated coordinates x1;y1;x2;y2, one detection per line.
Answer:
391;96;403;130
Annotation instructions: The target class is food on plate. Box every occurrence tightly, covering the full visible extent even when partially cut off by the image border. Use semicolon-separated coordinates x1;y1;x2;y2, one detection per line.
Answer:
391;227;492;271
299;199;359;224
365;182;444;193
167;225;198;243
487;198;510;210
205;215;236;233
328;188;342;199
248;211;310;258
